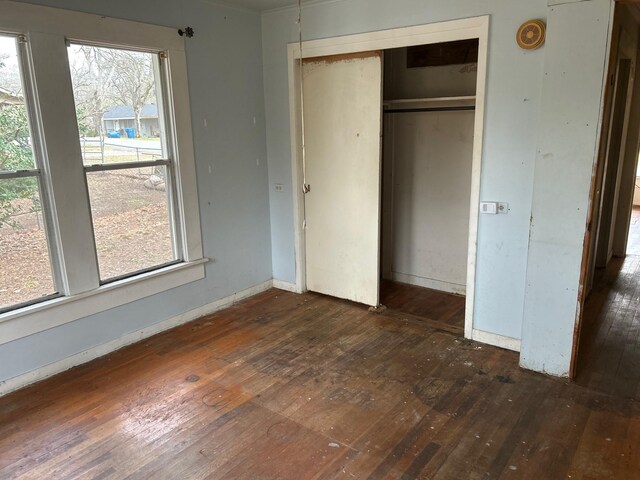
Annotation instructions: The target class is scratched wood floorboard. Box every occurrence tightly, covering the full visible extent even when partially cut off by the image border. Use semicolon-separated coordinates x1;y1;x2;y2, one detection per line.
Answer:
1;288;639;479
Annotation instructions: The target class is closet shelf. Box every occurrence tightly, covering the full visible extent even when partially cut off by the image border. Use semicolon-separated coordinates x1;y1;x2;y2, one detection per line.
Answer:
383;96;476;111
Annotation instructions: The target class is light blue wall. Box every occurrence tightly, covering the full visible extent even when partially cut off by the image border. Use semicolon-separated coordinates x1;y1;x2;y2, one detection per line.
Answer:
263;0;549;340
0;0;272;383
521;0;612;376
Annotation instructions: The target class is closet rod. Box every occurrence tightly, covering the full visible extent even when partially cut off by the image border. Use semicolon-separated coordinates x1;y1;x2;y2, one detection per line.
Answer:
384;106;475;113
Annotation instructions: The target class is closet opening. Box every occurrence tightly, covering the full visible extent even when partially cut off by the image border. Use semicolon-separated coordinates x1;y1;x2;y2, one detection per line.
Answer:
288;18;489;342
379;40;478;335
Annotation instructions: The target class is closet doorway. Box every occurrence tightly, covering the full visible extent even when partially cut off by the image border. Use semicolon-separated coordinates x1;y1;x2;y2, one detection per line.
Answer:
380;42;477;334
288;18;488;339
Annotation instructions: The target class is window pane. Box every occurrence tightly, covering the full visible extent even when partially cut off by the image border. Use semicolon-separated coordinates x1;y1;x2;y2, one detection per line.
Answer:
0;178;56;309
1;35;56;310
68;44;166;165
86;166;176;281
0;35;36;171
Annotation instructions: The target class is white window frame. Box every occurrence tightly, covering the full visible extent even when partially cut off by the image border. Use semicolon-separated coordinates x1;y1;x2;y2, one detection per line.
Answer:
0;1;205;345
75;42;184;282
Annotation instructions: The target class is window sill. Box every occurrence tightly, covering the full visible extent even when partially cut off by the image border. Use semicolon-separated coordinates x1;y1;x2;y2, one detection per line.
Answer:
0;258;208;345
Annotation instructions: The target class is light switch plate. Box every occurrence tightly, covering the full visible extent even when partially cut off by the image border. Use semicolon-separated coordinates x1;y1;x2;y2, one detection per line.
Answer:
480;202;498;214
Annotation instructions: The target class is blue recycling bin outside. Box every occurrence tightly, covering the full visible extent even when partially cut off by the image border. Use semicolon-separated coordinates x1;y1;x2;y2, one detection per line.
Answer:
125;127;135;139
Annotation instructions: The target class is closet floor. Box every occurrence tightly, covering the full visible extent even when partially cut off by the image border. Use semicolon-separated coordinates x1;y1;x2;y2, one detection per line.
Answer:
379;280;465;336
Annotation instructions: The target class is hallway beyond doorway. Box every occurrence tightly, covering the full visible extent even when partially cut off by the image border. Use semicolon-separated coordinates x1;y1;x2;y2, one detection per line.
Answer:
575;208;640;400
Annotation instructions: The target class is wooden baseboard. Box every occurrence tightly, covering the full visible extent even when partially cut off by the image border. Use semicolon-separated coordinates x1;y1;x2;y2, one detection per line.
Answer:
471;328;521;352
272;279;301;293
391;272;466;295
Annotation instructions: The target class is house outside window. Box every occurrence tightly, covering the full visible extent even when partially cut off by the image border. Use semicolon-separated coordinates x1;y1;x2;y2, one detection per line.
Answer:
103;105;161;138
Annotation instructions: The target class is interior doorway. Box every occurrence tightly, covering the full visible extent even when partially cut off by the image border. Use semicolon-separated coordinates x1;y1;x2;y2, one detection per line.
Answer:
379;42;477;334
573;3;640;395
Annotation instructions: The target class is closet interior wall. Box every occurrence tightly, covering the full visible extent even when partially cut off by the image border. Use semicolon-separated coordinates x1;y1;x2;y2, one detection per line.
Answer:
381;46;477;295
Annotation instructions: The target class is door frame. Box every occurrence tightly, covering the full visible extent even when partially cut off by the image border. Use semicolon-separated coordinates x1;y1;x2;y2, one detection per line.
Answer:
287;16;489;340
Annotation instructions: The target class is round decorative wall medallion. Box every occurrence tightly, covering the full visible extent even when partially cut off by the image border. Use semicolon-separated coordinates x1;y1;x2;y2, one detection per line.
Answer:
517;20;546;50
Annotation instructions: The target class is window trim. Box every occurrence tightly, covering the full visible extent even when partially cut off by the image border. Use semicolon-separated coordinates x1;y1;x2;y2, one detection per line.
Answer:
0;259;206;345
0;1;204;344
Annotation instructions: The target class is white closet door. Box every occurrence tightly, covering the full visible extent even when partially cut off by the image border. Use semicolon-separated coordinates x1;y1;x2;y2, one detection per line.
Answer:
303;51;382;306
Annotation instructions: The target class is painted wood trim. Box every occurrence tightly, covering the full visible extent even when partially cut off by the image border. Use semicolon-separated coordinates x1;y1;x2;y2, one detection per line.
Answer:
384;96;476;109
471;329;522;353
0;260;208;345
464;16;489;341
0;279;274;397
288;45;307;294
165;48;204;262
0;0;184;52
273;279;301;293
303;50;382;64
548;0;588;5
391;272;466;296
27;32;100;295
290;17;489;60
571;1;617;378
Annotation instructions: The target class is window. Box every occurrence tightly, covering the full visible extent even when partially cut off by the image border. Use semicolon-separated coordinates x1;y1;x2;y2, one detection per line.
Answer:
0;2;203;343
68;45;178;281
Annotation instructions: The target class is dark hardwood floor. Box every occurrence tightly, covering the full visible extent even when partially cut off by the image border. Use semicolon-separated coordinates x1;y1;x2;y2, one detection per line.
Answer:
576;208;640;401
1;289;639;479
379;280;465;336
